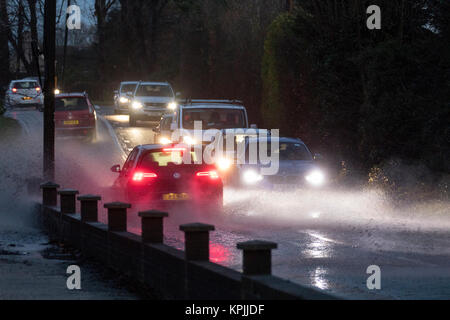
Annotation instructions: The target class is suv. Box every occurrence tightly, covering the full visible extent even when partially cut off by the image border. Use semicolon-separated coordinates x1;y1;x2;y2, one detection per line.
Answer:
128;81;178;126
165;100;254;145
113;81;138;114
5;80;44;110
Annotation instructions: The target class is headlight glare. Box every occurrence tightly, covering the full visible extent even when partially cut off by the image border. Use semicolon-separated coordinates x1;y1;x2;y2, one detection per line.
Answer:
243;170;263;185
305;170;325;187
131;101;143;110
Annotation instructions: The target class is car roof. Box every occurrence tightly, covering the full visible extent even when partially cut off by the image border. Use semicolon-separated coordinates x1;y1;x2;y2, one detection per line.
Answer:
120;81;138;85
180;103;246;110
12;79;39;83
137;82;171;86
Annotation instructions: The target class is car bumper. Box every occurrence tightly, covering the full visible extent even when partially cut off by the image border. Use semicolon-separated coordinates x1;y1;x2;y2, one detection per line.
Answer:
55;126;95;138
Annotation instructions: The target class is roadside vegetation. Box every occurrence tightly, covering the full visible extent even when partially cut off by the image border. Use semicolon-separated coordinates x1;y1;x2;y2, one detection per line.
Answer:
0;0;448;203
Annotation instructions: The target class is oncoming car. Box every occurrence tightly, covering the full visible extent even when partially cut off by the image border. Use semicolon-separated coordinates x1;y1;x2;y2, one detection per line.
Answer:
5;80;43;110
110;144;223;212
114;81;138;114
54;93;97;141
236;137;326;189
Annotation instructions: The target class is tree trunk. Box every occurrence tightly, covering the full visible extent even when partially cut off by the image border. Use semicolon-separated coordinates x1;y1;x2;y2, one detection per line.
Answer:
0;0;10;87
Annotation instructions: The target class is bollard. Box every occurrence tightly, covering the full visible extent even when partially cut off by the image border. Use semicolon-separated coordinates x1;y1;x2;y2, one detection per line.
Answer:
104;202;131;232
237;240;278;275
78;195;102;222
40;182;60;206
138;210;169;243
58;189;79;214
179;223;215;261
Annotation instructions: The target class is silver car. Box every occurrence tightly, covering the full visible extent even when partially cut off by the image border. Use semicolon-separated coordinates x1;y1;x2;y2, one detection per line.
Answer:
128;82;178;126
236;137;326;189
5;80;44;110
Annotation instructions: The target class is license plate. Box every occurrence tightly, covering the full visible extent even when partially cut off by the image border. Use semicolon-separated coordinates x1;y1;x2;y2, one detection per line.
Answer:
163;193;190;201
22;97;33;101
64;120;79;125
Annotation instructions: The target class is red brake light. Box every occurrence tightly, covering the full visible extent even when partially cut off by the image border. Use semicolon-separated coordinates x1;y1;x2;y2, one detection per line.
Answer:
132;172;157;181
12;88;17;93
196;171;219;179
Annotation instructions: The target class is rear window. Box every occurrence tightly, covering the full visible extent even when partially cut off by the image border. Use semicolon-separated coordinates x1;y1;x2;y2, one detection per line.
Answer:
13;81;38;89
55;97;89;111
140;150;198;168
136;85;172;97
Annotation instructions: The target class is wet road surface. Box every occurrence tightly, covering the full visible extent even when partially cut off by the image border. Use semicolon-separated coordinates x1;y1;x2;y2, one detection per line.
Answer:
5;107;450;299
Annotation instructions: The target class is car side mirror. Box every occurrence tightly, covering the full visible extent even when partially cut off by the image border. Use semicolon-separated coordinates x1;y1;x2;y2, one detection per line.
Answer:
314;153;324;161
110;165;121;173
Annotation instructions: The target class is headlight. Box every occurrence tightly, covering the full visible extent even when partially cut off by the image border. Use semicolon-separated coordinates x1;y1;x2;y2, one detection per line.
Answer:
217;158;232;172
183;136;196;145
243;170;263;185
159;137;172;145
305;170;325;187
131;101;143;110
119;96;129;104
54;89;60;95
168;102;177;110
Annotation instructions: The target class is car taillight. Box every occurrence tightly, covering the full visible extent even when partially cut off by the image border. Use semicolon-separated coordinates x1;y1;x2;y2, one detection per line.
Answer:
196;171;219;180
132;172;158;182
12;88;17;93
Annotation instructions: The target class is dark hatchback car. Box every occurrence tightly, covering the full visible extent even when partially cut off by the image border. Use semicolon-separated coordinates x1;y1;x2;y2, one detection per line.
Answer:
54;93;97;140
110;144;223;212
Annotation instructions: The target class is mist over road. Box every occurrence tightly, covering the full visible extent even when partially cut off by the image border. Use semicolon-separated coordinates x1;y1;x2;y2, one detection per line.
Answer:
3;107;450;299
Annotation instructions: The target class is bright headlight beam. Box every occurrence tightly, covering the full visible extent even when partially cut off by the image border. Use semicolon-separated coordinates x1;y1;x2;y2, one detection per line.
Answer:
305;170;325;187
183;136;196;145
131;101;143;110
119;96;129;104
243;170;263;185
168;102;177;110
217;158;232;171
159;137;172;145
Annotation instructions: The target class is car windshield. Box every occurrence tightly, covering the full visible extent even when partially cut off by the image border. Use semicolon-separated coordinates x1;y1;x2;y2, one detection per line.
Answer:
140;150;198;168
182;108;246;129
55;97;89;111
120;83;137;94
277;142;312;161
13;81;38;89
136;85;172;97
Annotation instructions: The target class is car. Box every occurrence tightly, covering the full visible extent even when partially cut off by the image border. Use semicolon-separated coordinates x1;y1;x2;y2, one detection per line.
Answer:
161;99;256;145
113;81;138;114
128;81;179;126
54;92;97;141
5;80;44;110
110;144;223;212
235;137;326;189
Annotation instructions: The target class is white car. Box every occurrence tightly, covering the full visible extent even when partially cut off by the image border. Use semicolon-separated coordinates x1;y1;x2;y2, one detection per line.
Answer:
128;81;179;126
163;100;255;145
5;80;44;110
113;81;138;114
